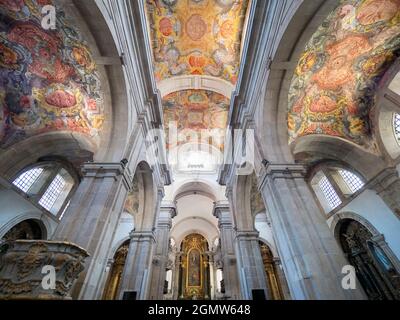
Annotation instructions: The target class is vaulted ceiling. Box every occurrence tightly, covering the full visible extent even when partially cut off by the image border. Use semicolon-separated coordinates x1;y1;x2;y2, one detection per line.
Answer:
146;0;249;85
163;89;229;150
145;0;250;159
0;0;105;149
288;0;400;151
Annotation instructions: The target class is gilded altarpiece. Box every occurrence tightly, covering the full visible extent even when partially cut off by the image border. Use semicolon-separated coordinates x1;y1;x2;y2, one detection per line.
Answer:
178;234;210;300
259;241;284;300
103;241;130;300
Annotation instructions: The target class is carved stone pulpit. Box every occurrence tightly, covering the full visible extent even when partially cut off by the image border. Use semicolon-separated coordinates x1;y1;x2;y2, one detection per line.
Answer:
0;240;89;300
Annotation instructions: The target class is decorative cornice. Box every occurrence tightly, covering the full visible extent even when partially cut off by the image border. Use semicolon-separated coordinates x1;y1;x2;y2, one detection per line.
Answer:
212;201;231;219
129;230;156;243
157;75;234;99
235;230;260;241
81;162;133;191
259;162;307;190
368;167;399;193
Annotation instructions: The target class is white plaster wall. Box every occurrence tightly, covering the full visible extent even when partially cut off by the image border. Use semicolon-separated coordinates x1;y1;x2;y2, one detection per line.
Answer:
171;194;219;247
0;189;58;239
328;189;400;259
164;174;227;202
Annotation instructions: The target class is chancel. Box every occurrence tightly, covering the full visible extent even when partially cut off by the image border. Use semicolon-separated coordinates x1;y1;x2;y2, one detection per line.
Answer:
0;0;400;301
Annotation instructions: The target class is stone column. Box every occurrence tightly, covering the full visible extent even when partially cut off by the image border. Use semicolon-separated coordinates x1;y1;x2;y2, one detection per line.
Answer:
259;163;366;300
118;190;163;300
148;202;176;300
173;252;182;300
370;167;400;219
118;230;155;300
52;162;132;300
213;202;243;300
235;231;270;300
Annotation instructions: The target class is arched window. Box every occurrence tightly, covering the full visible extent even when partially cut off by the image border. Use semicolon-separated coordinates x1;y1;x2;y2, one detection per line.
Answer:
12;168;44;193
338;169;365;194
310;165;366;213
12;162;78;217
393;113;400;145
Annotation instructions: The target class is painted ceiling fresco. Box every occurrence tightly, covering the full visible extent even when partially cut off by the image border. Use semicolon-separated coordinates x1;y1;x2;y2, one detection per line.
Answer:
288;0;400;149
145;0;249;84
163;90;230;150
0;0;104;148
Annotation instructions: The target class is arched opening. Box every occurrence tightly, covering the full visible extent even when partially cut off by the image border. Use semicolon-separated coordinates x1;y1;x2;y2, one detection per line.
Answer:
102;240;130;300
178;233;210;300
11;160;79;217
338;219;400;300
1;219;45;241
309;163;367;214
259;241;284;300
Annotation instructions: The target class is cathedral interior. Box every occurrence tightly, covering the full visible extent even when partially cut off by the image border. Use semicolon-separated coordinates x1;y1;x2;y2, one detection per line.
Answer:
0;0;400;301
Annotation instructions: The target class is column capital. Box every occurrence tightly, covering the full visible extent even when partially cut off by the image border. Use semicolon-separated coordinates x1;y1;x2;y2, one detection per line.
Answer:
213;201;234;228
259;162;307;189
81;162;133;190
212;201;230;217
129;230;156;243
369;167;399;193
235;230;260;241
225;186;233;199
160;201;177;219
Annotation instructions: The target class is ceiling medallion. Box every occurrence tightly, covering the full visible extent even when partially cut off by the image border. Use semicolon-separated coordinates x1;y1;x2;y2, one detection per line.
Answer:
186;14;207;41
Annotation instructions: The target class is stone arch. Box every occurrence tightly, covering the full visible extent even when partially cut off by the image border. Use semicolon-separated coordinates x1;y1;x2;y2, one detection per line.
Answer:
232;172;257;231
110;236;131;259
72;0;130;162
0;0;131;170
287;0;400;157
173;180;218;203
258;0;335;163
0;217;48;241
171;217;218;249
0;132;94;180
375;58;400;161
330;211;400;271
258;237;278;258
331;211;382;243
133;161;157;231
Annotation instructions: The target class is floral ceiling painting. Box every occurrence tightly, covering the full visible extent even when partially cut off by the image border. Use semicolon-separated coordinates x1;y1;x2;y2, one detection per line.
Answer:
288;0;400;150
163;90;230;150
0;0;104;148
145;0;249;84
